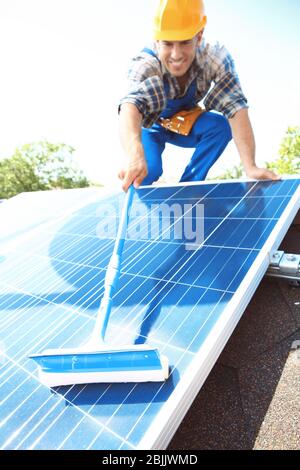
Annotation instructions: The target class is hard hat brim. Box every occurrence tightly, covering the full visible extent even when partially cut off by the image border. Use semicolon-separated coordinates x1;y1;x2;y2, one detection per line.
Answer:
153;17;207;41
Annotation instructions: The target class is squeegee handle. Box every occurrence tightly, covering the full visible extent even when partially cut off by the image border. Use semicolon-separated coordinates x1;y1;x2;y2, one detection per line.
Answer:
114;184;135;257
93;185;135;342
104;184;134;295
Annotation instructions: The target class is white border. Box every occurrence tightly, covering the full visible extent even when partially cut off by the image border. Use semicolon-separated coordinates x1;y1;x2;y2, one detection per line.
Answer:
138;179;300;450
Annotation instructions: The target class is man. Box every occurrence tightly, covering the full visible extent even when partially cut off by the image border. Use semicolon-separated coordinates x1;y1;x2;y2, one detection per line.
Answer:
118;0;279;191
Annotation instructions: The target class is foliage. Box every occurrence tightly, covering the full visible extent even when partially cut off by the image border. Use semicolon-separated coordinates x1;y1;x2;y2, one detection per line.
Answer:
266;126;300;175
0;140;90;199
211;164;244;181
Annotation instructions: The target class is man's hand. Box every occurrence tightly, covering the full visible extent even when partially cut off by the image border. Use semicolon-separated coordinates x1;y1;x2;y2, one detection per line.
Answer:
245;165;281;181
118;157;148;192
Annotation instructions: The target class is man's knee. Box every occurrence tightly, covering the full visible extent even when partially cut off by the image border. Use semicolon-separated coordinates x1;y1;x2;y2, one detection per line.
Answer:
214;114;232;142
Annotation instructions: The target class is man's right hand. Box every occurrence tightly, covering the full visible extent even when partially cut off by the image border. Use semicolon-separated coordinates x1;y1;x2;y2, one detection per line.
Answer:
118;157;148;192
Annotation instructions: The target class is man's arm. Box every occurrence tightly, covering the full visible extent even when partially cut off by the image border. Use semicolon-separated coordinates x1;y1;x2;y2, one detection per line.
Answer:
229;108;280;180
118;103;148;191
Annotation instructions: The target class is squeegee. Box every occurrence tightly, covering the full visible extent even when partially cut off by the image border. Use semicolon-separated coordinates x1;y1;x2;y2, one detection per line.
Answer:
30;185;169;387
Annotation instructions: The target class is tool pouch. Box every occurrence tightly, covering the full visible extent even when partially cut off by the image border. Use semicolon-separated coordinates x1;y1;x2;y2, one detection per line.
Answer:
159;106;205;136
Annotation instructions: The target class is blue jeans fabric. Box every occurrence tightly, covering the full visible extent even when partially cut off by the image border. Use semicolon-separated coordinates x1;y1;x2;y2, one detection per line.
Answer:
141;111;232;185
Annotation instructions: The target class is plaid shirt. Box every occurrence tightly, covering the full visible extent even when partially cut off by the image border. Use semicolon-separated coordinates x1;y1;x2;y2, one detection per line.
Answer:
119;39;248;128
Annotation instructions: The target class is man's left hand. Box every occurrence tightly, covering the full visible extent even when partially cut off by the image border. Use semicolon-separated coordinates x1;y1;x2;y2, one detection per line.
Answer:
245;166;281;181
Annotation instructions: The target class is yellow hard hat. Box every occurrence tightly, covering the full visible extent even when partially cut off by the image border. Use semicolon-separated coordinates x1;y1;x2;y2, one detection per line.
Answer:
153;0;207;41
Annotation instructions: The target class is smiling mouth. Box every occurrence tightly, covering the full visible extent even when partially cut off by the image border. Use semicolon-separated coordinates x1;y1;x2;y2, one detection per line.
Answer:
169;61;185;68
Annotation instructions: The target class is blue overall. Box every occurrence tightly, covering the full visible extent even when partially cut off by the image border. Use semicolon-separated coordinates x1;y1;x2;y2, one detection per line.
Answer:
141;48;232;185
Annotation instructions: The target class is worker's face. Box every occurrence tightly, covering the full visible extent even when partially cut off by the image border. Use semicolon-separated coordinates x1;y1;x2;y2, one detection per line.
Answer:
156;32;203;77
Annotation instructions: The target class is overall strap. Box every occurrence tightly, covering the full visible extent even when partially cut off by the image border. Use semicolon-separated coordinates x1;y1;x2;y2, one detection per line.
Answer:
142;47;160;62
142;47;169;93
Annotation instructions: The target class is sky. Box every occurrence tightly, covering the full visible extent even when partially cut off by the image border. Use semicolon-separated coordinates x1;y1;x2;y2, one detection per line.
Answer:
0;0;299;186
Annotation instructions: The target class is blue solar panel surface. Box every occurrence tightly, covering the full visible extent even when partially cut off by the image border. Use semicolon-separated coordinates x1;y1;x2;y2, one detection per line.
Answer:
0;179;299;449
0;188;102;245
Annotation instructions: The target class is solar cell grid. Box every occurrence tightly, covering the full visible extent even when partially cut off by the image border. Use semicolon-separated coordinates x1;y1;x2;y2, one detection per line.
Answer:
0;178;299;449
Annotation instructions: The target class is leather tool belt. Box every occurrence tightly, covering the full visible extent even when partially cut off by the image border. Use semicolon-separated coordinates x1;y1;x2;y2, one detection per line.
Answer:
159;106;205;136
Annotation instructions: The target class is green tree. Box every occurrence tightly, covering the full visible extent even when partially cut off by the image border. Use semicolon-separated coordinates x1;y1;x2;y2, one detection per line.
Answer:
211;164;244;181
266;126;300;175
0;140;90;199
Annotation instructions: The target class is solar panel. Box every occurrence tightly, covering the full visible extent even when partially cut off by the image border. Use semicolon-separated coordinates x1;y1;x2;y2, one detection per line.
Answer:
0;178;299;450
0;187;113;246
